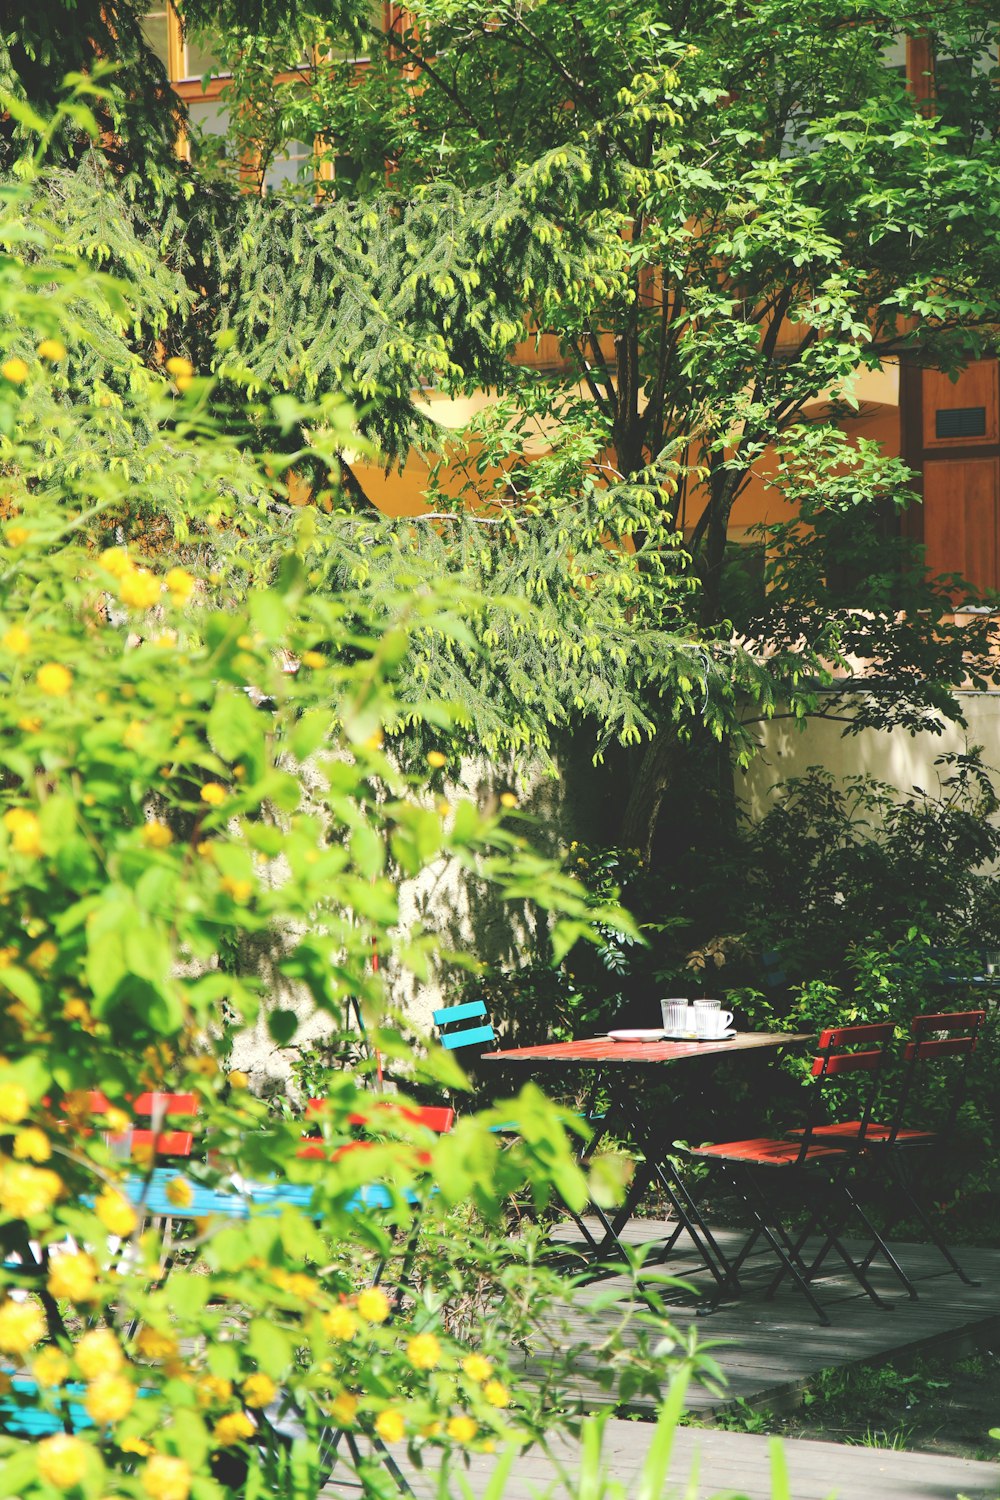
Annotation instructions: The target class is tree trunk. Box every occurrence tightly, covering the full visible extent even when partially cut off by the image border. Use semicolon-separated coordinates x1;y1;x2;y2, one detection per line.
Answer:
619;732;676;863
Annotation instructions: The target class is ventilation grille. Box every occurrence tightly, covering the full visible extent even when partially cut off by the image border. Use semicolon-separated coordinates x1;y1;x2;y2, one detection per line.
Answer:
935;406;987;440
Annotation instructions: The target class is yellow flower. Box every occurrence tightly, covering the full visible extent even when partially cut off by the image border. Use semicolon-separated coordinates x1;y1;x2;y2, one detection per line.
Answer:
219;875;253;904
142;1454;192;1500
37;662;72;696
28;940;57;972
196;840;215;860
37;339;67;363
14;1127;51;1162
196;1374;233;1407
0;1082;29;1122
2;625;30;654
328;1391;358;1426
461;1354;493;1383
271;1269;316;1299
84;1373;135;1423
4;808;43;856
165;568;195;603
446;1415;478;1444
1;358;28;385
62;997;97;1034
5;525;30;546
200;783;227;807
499;792;518;809
95;1188;138;1237
213;1411;255;1447
356;1287;390;1324
165;1177;193;1209
100;547;131;578
36;1433;89;1489
18;716;41;732
119;567;161;611
0;1298;45;1354
76;1328;124;1380
426;750;447;768
375;1409;406;1444
365;728;384;750
406;1333;441;1371
154;631;177;649
33;1346;70;1387
228;1070;248;1089
300;650;325;669
121;1436;153;1457
322;1305;359;1341
165;356;194;379
242;1372;276;1408
102;1106;131;1135
0;1160;62;1218
483;1380;510;1408
136;1326;178;1362
140;820;173;850
47;1252;98;1304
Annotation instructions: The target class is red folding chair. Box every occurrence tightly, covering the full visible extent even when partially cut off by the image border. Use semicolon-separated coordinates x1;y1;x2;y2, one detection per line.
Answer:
87;1089;198;1161
802;1009;986;1289
686;1023;898;1325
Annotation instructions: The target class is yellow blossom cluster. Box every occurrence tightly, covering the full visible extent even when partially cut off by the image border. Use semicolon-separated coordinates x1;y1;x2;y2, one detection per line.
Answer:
0;1297;45;1354
37;662;72;696
0;1158;62;1219
142;1453;192;1500
76;1327;124;1379
213;1410;255;1447
84;1371;135;1423
94;1187;138;1237
3;807;43;857
47;1251;99;1303
136;1325;179;1362
165;1176;193;1208
0;1081;29;1122
36;1433;88;1490
142;820;174;849
242;1372;277;1408
13;1126;51;1161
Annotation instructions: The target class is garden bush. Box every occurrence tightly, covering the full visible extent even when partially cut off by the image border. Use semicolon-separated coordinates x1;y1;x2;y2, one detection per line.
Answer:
0;113;711;1500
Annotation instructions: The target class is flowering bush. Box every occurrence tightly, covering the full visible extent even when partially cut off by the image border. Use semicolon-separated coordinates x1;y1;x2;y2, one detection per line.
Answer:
0;129;689;1499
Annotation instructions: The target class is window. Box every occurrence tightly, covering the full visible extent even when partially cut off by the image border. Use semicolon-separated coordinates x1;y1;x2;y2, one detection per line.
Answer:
140;6;171;70
263;140;312;193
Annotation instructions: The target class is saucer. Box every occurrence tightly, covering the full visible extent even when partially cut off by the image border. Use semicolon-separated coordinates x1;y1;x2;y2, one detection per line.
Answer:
606;1029;666;1042
663;1029;736;1042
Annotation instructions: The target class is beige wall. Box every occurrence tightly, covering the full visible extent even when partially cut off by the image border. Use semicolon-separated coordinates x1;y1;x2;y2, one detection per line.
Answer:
740;690;1000;820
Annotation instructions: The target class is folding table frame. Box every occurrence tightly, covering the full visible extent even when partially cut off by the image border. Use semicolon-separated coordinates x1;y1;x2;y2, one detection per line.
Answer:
480;1032;812;1292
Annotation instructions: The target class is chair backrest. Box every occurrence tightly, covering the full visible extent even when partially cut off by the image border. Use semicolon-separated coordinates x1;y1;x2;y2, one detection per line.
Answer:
799;1022;895;1160
88;1090;197;1159
299;1097;455;1158
886;1009;987;1146
431;999;496;1054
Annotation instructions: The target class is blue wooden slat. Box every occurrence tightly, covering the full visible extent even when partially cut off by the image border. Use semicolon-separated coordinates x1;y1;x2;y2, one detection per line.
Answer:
118;1169;418;1221
439;1023;495;1051
432;1000;487;1027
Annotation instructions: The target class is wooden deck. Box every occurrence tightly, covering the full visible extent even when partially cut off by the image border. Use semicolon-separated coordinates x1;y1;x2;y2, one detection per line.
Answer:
380;1420;1000;1499
324;1217;1000;1499
540;1217;1000;1415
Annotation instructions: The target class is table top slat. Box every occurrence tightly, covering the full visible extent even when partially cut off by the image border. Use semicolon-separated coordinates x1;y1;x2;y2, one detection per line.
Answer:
481;1031;811;1066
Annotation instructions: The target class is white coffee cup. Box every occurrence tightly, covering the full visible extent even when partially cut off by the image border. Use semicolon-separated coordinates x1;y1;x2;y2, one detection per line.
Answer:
693;1000;734;1039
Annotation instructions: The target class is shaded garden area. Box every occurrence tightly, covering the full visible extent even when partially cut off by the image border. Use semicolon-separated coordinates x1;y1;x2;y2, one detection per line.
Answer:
2;1;1000;1497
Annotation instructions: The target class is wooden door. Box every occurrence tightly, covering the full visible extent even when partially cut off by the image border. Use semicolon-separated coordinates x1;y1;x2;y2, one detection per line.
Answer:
922;457;1000;595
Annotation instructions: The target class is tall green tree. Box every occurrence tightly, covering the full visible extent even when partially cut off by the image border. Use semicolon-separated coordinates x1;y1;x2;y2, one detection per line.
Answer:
7;1;1000;855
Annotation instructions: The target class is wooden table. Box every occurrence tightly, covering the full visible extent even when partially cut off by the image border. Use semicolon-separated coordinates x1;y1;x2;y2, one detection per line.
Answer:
481;1031;812;1282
